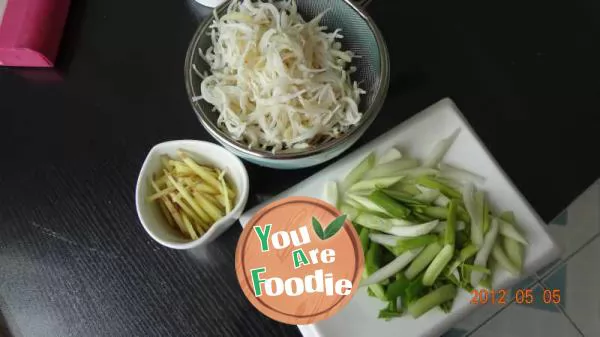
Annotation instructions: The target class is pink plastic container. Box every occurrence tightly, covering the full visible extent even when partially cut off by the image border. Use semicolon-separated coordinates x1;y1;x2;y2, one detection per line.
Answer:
0;0;70;67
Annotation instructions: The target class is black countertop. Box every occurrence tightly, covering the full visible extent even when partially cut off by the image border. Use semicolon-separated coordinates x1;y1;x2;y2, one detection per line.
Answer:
1;0;599;336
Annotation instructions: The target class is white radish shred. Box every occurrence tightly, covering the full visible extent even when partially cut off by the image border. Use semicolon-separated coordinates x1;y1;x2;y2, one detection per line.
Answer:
471;218;499;287
422;128;461;168
197;0;365;152
361;248;424;286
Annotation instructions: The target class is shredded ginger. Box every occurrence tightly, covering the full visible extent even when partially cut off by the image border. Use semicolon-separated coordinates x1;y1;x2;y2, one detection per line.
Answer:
194;0;365;152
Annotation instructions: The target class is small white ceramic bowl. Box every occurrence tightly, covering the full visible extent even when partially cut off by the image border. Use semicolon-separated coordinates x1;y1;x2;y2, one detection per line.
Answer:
135;140;249;249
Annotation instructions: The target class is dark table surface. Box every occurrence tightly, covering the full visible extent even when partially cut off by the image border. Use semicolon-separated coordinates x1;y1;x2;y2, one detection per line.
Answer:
1;0;599;336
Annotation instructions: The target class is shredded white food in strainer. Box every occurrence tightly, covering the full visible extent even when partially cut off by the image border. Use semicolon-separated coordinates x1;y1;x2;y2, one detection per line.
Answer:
194;0;365;152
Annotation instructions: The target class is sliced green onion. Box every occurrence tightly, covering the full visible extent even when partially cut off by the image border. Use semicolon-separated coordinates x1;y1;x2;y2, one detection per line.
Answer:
463;183;483;247
500;211;516;224
479;276;492;289
500;211;526;268
368;190;411;218
434;194;451;207
411;212;435;223
388;182;422;196
381;189;428;206
482;196;490;234
435;176;465;191
462;264;491;274
455;203;471;223
495;217;528;244
417;206;448;220
339;203;361;221
460;244;479;261
323;181;339;208
341;152;375;191
422;128;461;168
378;148;403;164
446;272;461;287
491;242;520;275
378;300;403;320
471;218;499;287
503;237;524;270
445;200;457;246
438;163;486;185
407;284;457;318
349;176;404;192
395;167;440;179
369;233;401;247
364;242;386;302
475;190;486;233
346;194;392;216
359;227;370;255
369;283;387;301
391;235;438;255
361;248;423;286
422;244;454;286
386;275;410;300
446;244;479;277
384;220;440;238
365;242;382;275
365;158;419;179
416;176;461;199
414;189;441;203
434;220;466;233
343;197;364;210
405;242;443;280
354;213;414;232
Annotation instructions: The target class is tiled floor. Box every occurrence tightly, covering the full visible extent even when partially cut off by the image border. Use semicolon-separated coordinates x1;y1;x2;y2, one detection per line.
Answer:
443;179;600;337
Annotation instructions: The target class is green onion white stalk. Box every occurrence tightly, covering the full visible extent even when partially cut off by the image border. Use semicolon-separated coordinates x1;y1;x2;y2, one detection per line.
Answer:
321;129;529;320
378;148;403;164
361;248;423;286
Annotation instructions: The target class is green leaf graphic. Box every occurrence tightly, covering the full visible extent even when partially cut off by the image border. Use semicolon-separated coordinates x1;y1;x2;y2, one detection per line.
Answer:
312;217;325;240
323;214;348;240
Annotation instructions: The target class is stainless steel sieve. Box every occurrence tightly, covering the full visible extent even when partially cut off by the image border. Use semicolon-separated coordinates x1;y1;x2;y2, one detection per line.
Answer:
184;0;389;169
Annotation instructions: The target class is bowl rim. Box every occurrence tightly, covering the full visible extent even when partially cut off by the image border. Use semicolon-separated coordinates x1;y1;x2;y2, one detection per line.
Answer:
184;0;390;161
135;139;250;249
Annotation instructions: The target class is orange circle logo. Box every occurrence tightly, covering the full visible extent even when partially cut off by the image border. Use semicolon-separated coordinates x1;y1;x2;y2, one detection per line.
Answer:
235;196;364;325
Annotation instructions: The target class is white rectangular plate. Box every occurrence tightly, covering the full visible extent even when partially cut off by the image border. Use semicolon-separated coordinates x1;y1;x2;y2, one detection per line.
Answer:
239;98;560;337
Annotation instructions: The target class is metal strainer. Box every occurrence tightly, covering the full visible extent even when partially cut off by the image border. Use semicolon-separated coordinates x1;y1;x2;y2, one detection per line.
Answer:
184;0;389;168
